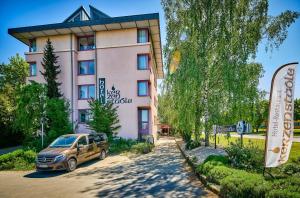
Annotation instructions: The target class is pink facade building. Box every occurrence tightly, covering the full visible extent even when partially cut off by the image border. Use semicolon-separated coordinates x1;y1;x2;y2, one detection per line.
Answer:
8;6;163;141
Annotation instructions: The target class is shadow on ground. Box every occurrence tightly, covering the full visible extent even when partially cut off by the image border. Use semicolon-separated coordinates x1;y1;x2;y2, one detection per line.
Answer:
24;170;66;178
65;139;214;197
24;158;101;179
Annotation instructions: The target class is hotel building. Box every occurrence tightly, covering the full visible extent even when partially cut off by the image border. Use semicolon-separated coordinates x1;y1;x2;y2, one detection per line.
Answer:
8;5;163;141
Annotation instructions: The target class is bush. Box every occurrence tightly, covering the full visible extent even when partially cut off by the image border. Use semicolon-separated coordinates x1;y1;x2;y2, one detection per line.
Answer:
220;171;271;198
196;155;300;197
22;136;46;152
206;166;237;184
270;177;300;192
196;155;229;174
204;155;229;165
266;189;300;198
186;139;201;150
225;140;264;171
109;137;138;154
0;149;36;170
131;142;154;154
280;163;300;176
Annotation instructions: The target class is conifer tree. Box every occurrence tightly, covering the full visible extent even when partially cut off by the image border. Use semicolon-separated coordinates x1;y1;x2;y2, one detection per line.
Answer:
41;39;62;98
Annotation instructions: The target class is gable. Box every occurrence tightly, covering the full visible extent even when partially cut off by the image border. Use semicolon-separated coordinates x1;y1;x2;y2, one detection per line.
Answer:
64;6;90;22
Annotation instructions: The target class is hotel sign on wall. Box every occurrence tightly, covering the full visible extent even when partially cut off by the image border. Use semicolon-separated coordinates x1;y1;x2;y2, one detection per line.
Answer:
99;78;132;104
99;78;106;104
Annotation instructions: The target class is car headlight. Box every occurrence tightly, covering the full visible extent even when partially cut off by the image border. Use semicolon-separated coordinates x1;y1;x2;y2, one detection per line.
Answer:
53;154;66;163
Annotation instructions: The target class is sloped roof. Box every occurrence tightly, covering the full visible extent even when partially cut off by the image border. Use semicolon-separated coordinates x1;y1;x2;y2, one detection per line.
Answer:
8;6;164;79
89;5;110;19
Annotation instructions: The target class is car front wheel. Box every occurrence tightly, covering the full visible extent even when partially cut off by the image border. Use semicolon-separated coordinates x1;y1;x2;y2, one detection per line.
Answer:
66;158;77;172
99;150;106;160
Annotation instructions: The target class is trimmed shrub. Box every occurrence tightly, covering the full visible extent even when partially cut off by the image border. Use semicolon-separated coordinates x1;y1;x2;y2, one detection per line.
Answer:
267;189;300;198
196;155;300;197
196;155;229;174
0;149;36;170
267;177;300;197
269;177;300;193
131;142;154;154
220;171;271;198
203;155;229;165
206;165;237;184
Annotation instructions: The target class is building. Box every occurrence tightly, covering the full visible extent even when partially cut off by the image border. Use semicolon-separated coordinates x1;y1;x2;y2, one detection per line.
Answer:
8;5;163;141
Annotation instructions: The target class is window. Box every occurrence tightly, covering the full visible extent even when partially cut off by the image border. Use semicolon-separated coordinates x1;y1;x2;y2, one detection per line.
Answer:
79;85;95;99
29;62;37;76
49;136;77;148
137;54;149;70
78;36;95;51
92;134;107;143
138;108;149;134
72;13;81;22
77;136;88;146
138;81;150;96
78;110;91;123
88;134;95;144
137;29;149;43
78;60;95;75
29;39;36;52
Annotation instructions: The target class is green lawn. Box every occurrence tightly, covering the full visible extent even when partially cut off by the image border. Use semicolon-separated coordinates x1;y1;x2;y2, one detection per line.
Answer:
252;128;300;136
211;135;300;161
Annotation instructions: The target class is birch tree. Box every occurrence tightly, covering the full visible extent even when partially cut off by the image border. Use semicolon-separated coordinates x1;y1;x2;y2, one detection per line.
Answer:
161;0;299;146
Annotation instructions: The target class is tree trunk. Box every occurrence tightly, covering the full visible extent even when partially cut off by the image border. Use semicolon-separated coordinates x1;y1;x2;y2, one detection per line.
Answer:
194;98;201;143
204;82;209;146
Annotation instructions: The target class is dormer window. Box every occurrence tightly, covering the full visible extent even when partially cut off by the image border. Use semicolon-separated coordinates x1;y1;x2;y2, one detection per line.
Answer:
72;13;81;22
29;39;36;52
78;36;95;51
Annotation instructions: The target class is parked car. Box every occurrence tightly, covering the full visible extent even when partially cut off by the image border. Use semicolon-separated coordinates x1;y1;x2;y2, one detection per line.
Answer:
36;133;109;172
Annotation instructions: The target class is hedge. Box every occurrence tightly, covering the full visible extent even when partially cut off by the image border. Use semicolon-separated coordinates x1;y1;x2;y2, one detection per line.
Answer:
0;149;36;170
197;155;300;198
220;171;271;198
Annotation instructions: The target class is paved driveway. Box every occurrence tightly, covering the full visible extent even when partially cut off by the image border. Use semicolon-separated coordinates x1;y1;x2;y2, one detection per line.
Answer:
0;138;217;198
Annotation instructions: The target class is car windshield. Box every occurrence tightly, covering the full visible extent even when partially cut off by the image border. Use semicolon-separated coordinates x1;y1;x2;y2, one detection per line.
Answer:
49;136;77;148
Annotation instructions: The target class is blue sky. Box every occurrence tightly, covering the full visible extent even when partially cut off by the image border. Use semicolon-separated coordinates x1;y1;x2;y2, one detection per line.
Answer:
0;0;299;98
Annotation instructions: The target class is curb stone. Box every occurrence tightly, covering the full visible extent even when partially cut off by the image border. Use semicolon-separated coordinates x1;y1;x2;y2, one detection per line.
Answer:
175;139;221;195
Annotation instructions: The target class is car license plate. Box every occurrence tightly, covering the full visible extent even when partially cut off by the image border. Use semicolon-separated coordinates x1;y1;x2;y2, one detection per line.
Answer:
38;164;48;168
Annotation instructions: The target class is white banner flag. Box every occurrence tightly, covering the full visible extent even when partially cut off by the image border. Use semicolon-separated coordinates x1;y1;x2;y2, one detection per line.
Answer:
265;62;298;167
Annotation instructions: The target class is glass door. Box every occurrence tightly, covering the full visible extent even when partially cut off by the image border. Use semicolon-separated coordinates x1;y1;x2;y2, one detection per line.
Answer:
138;108;150;135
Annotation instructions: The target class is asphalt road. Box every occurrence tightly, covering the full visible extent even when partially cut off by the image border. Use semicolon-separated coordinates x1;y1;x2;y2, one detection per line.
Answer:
0;138;217;198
